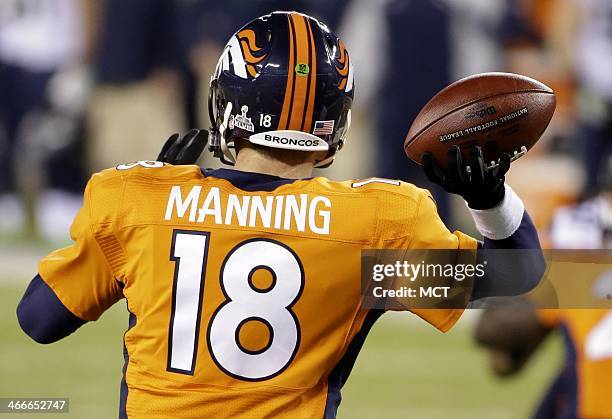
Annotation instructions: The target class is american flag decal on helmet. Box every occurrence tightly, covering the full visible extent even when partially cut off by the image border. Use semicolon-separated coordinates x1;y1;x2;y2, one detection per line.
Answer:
312;120;335;135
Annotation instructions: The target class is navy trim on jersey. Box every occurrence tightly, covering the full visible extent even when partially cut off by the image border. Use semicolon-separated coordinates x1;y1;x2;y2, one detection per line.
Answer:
119;308;137;419
16;274;87;343
532;324;578;419
323;309;385;418
472;211;546;300
203;168;303;192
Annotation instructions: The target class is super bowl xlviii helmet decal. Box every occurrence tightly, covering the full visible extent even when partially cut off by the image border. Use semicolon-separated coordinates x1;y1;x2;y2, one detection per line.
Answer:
208;11;354;168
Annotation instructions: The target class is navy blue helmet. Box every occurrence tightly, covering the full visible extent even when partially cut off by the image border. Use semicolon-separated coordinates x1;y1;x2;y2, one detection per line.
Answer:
208;11;354;167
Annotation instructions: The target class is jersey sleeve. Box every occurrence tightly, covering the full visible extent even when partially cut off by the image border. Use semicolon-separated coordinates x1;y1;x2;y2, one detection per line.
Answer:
38;174;125;321
409;191;478;250
381;188;478;332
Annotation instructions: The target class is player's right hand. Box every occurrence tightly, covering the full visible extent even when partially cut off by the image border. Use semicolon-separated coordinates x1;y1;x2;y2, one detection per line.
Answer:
157;129;208;165
422;145;511;210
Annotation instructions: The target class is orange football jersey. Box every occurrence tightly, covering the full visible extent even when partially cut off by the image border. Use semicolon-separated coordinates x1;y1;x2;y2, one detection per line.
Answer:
38;163;477;418
538;309;612;419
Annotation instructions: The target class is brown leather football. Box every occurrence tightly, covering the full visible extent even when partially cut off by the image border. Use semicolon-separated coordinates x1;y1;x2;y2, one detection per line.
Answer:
404;72;556;170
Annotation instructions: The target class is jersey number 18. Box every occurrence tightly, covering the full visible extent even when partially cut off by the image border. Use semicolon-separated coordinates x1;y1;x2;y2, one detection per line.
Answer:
166;230;304;381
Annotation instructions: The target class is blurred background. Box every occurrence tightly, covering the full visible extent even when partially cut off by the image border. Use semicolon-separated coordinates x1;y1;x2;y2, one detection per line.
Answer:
1;0;610;417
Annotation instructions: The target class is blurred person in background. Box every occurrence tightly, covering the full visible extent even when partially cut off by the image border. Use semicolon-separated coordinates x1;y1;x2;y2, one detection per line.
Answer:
374;0;454;221
476;304;612;419
0;0;89;241
504;0;612;208
475;158;612;419
89;0;186;171
555;0;612;196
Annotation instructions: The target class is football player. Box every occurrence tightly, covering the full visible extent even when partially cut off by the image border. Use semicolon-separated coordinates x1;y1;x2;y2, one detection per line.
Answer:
17;11;544;418
475;167;612;419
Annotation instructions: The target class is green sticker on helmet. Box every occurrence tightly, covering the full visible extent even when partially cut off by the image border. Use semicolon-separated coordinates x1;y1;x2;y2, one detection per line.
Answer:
295;63;310;76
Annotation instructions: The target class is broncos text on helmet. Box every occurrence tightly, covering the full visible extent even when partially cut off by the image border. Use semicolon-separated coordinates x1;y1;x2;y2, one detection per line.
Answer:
207;11;354;168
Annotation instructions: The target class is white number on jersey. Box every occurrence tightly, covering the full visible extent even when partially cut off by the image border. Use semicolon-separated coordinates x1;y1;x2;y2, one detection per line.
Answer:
585;311;612;360
167;231;209;374
167;231;304;380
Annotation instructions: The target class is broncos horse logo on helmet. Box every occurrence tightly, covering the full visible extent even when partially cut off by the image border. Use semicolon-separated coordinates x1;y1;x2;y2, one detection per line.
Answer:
334;40;353;92
236;28;269;78
208;11;354;168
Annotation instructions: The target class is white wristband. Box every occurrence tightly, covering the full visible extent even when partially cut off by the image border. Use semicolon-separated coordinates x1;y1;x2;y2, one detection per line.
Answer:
467;184;525;240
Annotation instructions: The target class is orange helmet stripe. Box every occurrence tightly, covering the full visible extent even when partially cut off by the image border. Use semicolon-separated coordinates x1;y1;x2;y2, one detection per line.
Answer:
278;15;296;130
302;17;317;133
279;13;318;132
287;13;311;131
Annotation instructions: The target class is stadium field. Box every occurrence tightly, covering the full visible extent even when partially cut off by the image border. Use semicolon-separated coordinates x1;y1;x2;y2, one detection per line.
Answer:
1;282;561;419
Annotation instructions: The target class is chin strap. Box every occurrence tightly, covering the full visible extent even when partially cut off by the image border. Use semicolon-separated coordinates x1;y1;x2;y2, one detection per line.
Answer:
314;149;337;168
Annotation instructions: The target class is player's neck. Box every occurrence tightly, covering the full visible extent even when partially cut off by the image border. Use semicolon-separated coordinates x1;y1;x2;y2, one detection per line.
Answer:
233;147;315;179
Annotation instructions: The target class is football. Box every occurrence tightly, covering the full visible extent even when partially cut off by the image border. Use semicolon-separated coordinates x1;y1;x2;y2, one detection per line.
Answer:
404;72;556;170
